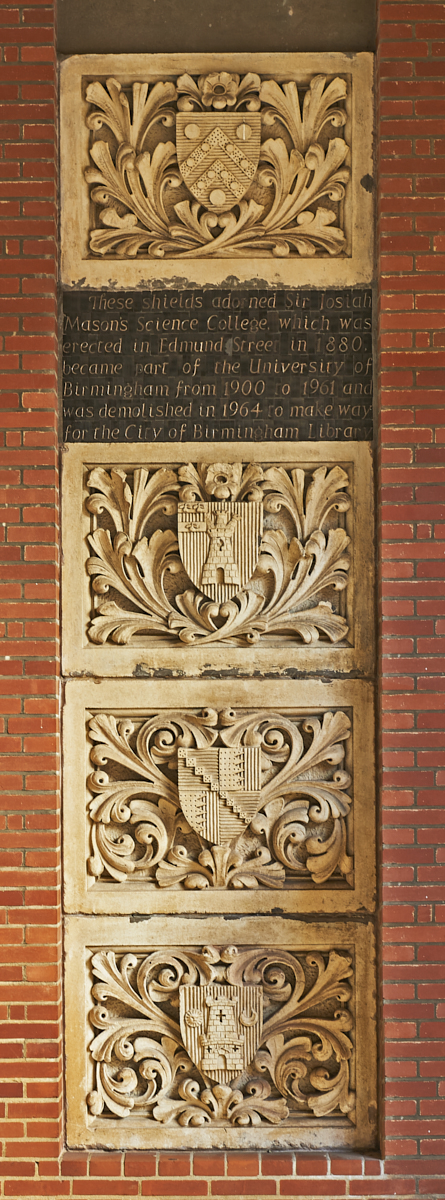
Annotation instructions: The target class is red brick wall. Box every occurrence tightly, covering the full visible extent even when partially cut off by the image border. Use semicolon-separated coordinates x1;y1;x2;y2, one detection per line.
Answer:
0;0;444;1196
379;0;445;1186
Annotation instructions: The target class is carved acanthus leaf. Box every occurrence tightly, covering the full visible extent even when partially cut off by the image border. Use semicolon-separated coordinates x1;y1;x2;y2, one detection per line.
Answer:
86;78;177;149
259;75;348;154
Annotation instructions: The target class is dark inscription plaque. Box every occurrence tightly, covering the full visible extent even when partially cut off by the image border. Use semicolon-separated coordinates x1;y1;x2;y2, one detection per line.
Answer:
61;288;373;444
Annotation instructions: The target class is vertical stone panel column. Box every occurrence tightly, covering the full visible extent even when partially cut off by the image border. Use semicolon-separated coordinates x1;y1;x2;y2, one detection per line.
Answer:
59;51;377;1157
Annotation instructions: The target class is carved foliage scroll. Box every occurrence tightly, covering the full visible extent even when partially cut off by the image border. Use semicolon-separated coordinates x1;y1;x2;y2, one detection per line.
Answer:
85;460;351;647
87;705;353;890
87;944;355;1126
84;72;350;260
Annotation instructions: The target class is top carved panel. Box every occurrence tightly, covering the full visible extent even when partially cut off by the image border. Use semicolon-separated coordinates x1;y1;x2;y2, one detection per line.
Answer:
60;53;374;289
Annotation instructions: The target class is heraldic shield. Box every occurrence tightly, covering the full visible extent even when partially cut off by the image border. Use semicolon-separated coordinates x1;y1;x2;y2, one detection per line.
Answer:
177;500;263;604
177;745;262;845
180;983;263;1085
176;113;261;210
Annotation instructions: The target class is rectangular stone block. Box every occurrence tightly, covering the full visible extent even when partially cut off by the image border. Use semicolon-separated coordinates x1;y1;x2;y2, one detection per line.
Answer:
60;52;374;289
63;677;375;916
61;285;374;447
61;441;374;678
64;914;377;1151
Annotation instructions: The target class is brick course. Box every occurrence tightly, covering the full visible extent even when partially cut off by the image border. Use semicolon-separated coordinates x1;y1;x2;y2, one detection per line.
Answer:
0;0;444;1196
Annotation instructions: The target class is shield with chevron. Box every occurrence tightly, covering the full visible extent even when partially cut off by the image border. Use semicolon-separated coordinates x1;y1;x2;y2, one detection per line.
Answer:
176;112;261;210
177;745;262;845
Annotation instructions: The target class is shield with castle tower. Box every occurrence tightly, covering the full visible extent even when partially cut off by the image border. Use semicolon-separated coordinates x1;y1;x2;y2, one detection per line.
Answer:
179;982;263;1084
177;500;263;604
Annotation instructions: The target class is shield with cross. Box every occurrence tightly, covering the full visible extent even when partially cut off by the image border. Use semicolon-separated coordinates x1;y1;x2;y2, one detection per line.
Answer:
179;981;263;1084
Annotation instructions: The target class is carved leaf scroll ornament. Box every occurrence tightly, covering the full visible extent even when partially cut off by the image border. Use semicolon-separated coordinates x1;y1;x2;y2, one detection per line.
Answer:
86;705;353;890
85;460;351;647
83;70;350;259
86;945;355;1126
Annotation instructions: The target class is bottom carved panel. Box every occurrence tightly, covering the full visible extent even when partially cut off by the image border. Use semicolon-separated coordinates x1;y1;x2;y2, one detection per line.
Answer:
65;916;377;1150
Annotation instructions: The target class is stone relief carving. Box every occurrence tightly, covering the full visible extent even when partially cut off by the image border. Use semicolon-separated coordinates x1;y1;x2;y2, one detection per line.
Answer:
84;71;350;259
87;944;355;1125
87;705;353;890
85;460;351;646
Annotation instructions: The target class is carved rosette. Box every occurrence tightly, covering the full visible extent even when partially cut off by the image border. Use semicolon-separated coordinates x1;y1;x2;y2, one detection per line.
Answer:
85;459;351;647
87;944;355;1125
86;705;353;890
84;70;350;259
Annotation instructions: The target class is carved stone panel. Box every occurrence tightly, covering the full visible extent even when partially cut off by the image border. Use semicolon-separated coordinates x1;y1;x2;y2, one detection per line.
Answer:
60;52;373;289
64;915;377;1150
61;442;374;677
63;678;375;916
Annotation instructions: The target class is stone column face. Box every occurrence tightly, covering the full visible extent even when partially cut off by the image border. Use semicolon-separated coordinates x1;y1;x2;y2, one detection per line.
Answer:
59;52;377;1152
